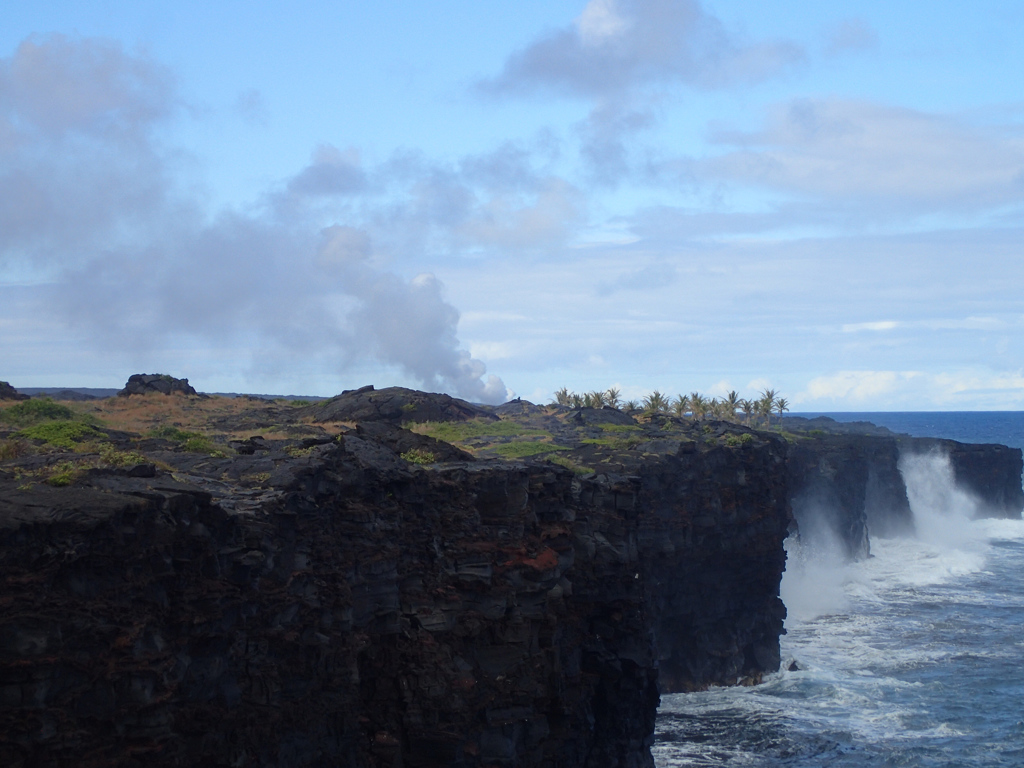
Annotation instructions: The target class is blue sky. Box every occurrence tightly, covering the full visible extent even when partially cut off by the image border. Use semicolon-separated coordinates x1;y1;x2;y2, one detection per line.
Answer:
2;1;1023;409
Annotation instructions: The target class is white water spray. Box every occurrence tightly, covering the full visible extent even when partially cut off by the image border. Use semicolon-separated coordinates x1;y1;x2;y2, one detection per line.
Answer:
898;450;985;550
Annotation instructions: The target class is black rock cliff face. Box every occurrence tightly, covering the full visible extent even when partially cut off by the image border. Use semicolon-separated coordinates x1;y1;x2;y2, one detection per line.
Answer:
0;427;791;767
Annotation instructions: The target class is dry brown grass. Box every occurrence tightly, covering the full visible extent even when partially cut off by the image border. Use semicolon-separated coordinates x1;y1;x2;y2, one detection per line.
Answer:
88;394;271;435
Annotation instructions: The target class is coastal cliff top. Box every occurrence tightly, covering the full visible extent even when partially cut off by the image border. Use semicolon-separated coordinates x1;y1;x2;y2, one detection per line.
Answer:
0;383;803;519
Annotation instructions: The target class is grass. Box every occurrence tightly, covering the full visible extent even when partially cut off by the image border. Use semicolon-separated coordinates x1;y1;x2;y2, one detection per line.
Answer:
597;423;643;433
547;454;591;475
489;442;570;459
149;425;225;456
580;436;645;450
0;439;30;460
410;419;550;444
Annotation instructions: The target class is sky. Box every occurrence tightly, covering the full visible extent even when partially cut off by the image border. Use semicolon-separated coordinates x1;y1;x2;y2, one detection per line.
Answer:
2;1;1023;410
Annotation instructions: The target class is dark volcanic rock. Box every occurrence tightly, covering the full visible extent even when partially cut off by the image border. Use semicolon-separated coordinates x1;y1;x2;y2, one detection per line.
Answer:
787;434;913;558
118;373;199;397
0;381;28;401
0;417;793;767
304;385;497;425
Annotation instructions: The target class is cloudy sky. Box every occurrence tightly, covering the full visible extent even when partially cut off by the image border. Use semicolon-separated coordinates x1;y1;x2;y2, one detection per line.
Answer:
2;1;1023;409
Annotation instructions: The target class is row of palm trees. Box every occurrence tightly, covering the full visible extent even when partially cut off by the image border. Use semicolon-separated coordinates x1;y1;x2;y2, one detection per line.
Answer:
551;386;790;425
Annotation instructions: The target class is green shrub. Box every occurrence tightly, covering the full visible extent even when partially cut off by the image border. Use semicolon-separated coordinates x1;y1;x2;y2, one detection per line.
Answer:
149;426;223;455
47;460;81;486
0;399;78;427
16;420;104;449
98;444;149;467
401;448;436;465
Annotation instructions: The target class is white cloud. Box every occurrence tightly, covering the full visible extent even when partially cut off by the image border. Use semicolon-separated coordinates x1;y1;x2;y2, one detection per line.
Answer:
480;0;804;98
799;370;921;403
842;321;899;332
576;0;630;47
703;98;1024;214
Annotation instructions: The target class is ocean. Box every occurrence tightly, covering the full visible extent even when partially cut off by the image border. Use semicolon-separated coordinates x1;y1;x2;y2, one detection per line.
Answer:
653;412;1024;767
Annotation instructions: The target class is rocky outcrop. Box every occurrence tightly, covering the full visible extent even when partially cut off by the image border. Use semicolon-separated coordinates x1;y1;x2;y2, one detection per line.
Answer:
0;381;29;401
118;374;200;397
304;386;496;425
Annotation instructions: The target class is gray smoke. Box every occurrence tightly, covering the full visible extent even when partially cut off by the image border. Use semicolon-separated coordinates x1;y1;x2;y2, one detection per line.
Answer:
0;34;507;402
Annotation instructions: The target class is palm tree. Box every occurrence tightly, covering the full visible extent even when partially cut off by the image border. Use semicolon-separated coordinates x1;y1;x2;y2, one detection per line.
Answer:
605;387;622;409
758;389;777;426
724;390;741;422
689;392;706;420
672;394;689;418
739;399;755;424
584;391;605;408
553;387;571;406
775;397;789;420
624;399;639;412
643;390;670;413
570;393;584;409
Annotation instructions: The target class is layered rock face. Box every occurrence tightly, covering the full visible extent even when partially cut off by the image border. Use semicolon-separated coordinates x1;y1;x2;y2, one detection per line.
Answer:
0;424;791;767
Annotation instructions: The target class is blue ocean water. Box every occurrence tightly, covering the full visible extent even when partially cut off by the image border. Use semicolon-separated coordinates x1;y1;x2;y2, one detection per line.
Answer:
654;413;1024;767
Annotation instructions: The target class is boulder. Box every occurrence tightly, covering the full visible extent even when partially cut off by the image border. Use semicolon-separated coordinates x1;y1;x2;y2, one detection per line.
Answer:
0;381;28;401
118;374;199;397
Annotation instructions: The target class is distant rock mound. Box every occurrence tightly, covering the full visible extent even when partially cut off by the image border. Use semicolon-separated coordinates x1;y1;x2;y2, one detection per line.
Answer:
492;398;545;418
303;385;497;425
118;374;199;397
0;381;28;401
35;389;98;402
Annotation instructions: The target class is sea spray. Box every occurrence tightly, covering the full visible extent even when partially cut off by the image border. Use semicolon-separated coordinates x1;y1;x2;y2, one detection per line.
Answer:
656;422;1022;766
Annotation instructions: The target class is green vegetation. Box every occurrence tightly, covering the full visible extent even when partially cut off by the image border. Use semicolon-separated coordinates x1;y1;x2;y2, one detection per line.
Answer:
47;460;81;486
149;425;224;456
0;398;78;427
490;442;570;459
598;423;642;433
284;444;316;457
411;419;549;443
724;433;756;447
98;444;149;467
15;420;105;449
547;454;592;475
581;435;645;450
400;448;436;464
